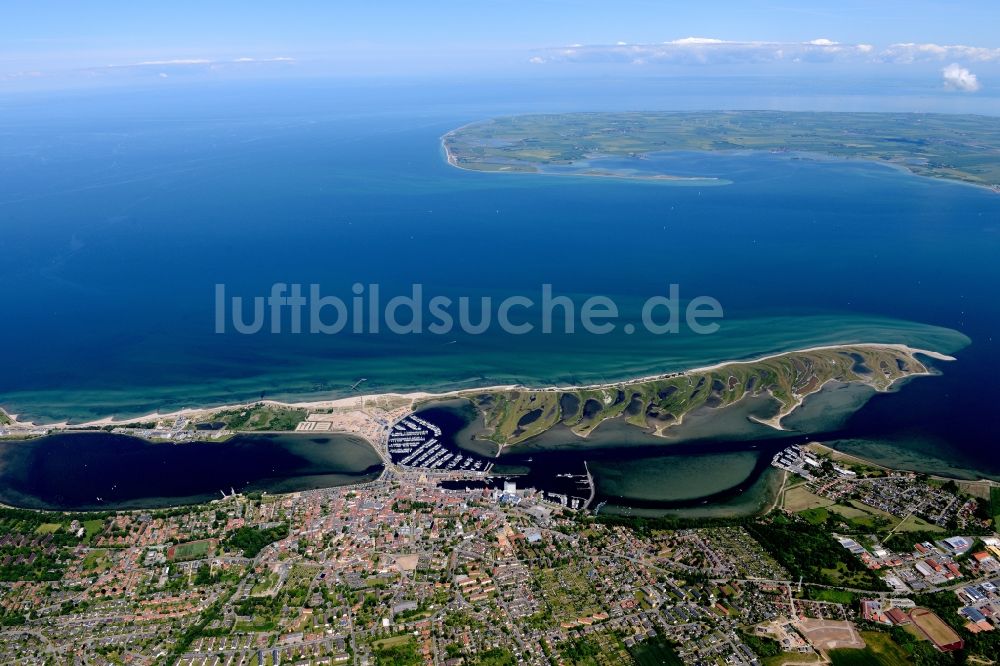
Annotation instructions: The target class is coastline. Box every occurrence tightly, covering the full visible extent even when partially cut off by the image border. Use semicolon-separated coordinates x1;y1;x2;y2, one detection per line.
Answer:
0;342;954;431
805;442;1000;490
2;434;988;517
500;342;950;450
441;114;1000;194
748;355;942;432
0;345;980;516
440;130;726;185
0;453;392;515
444;139;1000;194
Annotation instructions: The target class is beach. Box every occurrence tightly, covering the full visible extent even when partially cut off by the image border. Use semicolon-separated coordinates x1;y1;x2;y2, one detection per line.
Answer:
0;342;951;432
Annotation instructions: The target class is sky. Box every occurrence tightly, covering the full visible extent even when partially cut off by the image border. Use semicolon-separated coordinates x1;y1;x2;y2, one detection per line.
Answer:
3;0;1000;91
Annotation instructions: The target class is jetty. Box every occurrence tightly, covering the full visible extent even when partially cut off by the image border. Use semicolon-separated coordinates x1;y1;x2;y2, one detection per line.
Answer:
583;461;596;511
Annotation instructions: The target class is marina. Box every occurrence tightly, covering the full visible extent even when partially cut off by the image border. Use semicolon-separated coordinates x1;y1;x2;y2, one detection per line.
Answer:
4;11;1000;661
387;413;494;474
412;399;791;515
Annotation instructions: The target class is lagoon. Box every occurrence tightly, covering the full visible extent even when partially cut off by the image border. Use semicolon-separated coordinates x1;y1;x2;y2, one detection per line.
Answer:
0;432;383;510
1;82;999;498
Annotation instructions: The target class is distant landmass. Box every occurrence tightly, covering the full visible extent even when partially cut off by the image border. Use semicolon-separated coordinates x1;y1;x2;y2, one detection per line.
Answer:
443;111;1000;190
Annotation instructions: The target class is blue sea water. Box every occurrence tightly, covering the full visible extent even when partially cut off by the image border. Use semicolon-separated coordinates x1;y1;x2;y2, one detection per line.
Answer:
1;79;999;493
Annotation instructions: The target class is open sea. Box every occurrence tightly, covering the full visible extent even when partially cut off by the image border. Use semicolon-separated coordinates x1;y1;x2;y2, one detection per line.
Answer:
1;78;998;511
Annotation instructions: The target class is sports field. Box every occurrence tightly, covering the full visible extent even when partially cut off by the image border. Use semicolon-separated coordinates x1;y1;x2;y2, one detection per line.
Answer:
167;539;213;561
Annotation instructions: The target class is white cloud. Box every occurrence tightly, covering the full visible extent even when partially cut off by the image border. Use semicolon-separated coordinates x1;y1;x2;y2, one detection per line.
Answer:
114;56;296;70
11;55;304;85
670;37;725;45
135;59;211;66
885;43;1000;63
537;38;873;66
942;63;981;92
534;38;1000;67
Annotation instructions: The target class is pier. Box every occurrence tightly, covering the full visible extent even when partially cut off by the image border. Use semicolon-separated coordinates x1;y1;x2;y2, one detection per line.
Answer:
387;413;493;474
583;460;596;511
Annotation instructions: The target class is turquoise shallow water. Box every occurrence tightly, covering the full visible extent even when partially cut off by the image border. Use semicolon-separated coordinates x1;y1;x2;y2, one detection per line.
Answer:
0;312;967;423
423;398;792;517
1;82;998;490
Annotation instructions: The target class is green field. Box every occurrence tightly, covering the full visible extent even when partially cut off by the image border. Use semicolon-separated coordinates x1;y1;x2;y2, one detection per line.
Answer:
34;522;62;534
893;514;944;533
83;519;105;544
445;111;1000;189
827;501;898;532
372;635;414;649
210;403;307;431
807;588;856;604
828;631;911;666
372;635;421;666
799;507;832;525
169;540;212;561
783;486;834;513
797;498;899;533
82;549;110;572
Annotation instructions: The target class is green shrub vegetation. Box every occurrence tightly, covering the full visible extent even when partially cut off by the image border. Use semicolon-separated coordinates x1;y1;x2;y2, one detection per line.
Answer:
745;518;887;590
471;648;517;666
738;630;783;658
211;404;306;431
628;636;685;666
223;524;288;558
991;486;1000;528
372;636;421;666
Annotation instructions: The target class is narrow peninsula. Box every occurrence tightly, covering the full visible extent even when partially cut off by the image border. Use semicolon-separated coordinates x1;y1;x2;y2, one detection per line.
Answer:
443;111;1000;191
466;343;948;449
0;344;951;455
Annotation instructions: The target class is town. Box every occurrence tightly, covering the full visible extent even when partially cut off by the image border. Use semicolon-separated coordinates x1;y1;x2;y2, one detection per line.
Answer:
1;430;999;666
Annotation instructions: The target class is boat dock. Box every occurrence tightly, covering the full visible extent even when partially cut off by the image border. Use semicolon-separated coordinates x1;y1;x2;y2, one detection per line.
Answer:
583;460;596;511
387;413;493;474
